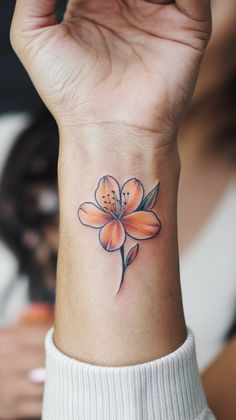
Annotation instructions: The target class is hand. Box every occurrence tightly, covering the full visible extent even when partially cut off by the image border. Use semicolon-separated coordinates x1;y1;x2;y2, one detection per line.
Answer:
11;0;211;136
0;325;48;420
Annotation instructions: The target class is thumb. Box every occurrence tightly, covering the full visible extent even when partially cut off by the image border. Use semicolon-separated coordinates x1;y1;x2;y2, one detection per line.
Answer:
143;0;211;21
175;0;211;20
11;0;58;51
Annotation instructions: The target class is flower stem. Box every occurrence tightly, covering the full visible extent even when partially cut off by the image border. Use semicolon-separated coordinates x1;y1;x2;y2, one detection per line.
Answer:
117;245;125;295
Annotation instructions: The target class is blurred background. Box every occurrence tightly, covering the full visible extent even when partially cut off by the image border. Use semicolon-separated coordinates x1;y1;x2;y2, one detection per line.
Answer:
0;1;68;320
0;1;235;419
0;2;66;419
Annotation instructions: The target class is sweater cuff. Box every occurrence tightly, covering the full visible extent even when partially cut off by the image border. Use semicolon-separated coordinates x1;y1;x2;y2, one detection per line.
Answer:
43;327;215;420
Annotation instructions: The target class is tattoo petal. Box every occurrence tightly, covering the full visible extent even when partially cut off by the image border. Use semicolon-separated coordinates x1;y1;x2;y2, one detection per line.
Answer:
99;219;126;252
78;202;113;228
78;176;161;293
121;211;161;240
95;176;121;214
121;178;144;215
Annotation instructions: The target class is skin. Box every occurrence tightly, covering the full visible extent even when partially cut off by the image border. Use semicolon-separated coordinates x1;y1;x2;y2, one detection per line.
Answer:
202;337;236;420
10;0;210;407
0;325;47;420
10;0;211;135
10;0;211;363
5;0;234;417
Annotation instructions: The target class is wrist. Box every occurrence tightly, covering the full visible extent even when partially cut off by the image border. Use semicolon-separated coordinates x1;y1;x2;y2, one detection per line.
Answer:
58;121;181;246
58;122;180;175
55;122;185;366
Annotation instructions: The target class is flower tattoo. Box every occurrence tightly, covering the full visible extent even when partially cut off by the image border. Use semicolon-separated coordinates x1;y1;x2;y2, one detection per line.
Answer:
78;176;161;294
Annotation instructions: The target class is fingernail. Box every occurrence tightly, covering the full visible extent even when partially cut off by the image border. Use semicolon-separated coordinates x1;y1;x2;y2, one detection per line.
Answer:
29;367;46;383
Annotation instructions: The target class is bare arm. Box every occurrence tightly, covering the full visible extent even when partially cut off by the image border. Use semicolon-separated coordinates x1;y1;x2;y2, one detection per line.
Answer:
55;125;185;365
11;0;211;366
202;336;236;419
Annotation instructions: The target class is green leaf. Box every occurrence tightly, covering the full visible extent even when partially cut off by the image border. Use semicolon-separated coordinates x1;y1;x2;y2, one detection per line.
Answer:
138;182;160;211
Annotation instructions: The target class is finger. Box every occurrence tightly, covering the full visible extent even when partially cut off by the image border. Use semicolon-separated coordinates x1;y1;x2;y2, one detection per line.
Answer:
16;325;49;348
12;0;58;29
0;353;45;376
0;344;45;375
18;351;45;375
15;377;44;400
15;377;43;400
11;0;58;50
16;398;42;418
0;325;48;351
1;376;43;415
175;0;211;20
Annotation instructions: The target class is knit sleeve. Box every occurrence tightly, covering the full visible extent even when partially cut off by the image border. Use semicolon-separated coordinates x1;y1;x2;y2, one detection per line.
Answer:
42;327;216;420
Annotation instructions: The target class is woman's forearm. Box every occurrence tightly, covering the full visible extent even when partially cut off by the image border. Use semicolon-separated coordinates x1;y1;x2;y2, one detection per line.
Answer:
54;124;186;366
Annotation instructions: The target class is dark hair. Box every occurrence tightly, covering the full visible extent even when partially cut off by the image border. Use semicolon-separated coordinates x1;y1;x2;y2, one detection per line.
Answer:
0;110;59;302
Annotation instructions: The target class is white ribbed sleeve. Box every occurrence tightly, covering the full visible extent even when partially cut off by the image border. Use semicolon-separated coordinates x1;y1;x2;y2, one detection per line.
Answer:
43;328;215;420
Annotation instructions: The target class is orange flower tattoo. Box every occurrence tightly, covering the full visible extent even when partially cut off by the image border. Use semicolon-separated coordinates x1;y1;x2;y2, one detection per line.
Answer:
78;176;161;293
